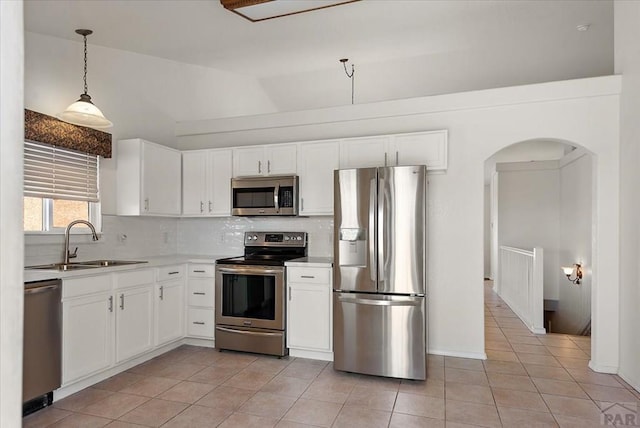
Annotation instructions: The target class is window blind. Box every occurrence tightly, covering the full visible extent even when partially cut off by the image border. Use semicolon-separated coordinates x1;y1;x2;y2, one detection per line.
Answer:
24;141;99;202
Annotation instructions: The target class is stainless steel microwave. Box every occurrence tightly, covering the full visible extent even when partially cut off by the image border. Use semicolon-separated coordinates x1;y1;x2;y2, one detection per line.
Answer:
231;176;298;216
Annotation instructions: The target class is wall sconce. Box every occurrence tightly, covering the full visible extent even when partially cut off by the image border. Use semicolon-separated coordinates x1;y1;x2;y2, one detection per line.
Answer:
562;263;583;284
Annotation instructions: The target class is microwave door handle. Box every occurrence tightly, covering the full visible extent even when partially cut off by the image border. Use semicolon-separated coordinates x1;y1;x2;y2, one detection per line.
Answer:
274;183;280;213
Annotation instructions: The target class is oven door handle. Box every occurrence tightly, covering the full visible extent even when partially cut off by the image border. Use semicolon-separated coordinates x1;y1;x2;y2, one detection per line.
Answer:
216;326;282;337
216;266;284;275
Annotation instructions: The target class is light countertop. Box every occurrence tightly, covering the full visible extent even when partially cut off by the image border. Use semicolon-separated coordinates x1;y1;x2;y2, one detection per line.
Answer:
285;257;333;268
24;254;233;283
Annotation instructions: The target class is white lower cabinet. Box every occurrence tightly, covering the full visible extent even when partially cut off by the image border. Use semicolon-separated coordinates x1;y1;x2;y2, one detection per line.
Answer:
155;266;186;346
114;282;154;363
62;289;113;385
286;266;333;360
186;264;216;339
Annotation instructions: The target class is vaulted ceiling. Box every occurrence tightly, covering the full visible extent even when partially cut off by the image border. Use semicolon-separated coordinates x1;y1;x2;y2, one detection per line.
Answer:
25;0;614;112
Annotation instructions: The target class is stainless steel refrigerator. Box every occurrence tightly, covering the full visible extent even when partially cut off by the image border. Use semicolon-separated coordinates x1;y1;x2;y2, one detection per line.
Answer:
333;165;426;380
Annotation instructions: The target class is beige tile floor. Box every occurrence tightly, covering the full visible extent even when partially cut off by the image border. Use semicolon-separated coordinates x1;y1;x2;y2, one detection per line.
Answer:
24;281;640;427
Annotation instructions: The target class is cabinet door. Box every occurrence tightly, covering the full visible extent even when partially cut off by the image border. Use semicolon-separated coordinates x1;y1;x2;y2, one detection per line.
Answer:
265;144;297;175
207;149;232;215
62;292;112;384
297;141;339;215
156;280;185;346
115;285;154;363
142;143;181;215
339;136;388;168
182;151;207;215
287;283;331;351
392;130;448;170
233;147;264;177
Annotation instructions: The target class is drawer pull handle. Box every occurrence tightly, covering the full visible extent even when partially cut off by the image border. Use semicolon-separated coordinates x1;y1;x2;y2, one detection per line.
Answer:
120;293;125;310
168;271;180;275
193;270;206;273
108;296;113;312
193;321;205;325
159;285;164;300
301;275;315;279
193;292;206;295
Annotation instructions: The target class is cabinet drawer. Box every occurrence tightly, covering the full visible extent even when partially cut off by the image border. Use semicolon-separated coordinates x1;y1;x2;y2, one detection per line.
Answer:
189;264;215;277
63;274;112;299
157;265;184;282
115;269;154;289
187;308;215;338
287;267;331;284
188;278;215;307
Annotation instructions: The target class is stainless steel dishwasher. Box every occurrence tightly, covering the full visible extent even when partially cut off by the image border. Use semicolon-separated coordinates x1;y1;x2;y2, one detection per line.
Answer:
23;279;62;415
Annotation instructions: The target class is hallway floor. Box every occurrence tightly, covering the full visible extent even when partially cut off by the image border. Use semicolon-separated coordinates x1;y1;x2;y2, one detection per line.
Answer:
23;282;639;427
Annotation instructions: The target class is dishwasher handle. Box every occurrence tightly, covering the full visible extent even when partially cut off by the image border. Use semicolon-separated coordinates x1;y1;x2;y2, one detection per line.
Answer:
24;284;60;295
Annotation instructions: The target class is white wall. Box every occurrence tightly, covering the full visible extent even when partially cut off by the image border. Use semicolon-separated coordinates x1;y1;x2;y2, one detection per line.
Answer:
0;1;24;425
556;152;592;334
483;184;491;278
615;0;640;391
25;32;278;215
496;161;561;300
176;77;621;365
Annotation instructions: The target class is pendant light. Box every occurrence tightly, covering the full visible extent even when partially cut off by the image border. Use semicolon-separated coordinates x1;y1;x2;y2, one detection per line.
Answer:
58;29;112;129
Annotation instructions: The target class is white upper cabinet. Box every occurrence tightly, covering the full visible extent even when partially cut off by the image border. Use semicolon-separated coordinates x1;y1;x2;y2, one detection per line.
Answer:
339;136;388;169
339;130;448;171
182;149;232;216
233;144;297;177
391;130;448;170
297;140;340;216
117;139;181;216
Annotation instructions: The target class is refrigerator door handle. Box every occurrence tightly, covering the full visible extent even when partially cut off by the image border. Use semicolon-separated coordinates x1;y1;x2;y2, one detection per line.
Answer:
369;178;377;283
337;295;423;306
378;175;386;287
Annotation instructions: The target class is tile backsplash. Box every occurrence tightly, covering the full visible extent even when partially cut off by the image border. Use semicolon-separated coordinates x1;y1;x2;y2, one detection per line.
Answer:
24;215;333;265
177;216;333;257
24;215;178;266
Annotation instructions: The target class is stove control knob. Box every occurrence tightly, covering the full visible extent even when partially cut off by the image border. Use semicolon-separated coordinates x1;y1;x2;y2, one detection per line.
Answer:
296;236;302;241
252;235;258;241
246;236;252;241
284;236;290;241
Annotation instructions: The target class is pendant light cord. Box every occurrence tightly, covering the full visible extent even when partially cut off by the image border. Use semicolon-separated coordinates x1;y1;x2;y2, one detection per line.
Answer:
341;60;355;104
83;34;88;96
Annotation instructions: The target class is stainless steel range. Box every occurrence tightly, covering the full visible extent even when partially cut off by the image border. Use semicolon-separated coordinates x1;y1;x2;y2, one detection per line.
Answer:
215;232;307;357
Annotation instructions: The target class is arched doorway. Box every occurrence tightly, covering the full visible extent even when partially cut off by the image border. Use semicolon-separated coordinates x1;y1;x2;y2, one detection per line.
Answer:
483;138;597;359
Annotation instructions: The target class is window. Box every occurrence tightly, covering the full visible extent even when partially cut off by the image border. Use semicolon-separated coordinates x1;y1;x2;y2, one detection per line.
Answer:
24;141;101;233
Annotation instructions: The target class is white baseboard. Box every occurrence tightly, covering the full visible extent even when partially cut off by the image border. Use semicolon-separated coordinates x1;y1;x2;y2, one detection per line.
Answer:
618;370;640;393
428;349;487;360
531;327;547;335
589;359;619;374
184;337;215;348
53;340;184;401
289;348;333;361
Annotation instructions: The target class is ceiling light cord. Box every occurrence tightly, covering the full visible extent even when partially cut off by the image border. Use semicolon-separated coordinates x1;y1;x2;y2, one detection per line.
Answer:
340;59;355;104
83;33;88;95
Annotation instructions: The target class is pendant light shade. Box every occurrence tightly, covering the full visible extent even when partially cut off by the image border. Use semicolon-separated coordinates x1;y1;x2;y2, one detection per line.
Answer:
58;29;112;129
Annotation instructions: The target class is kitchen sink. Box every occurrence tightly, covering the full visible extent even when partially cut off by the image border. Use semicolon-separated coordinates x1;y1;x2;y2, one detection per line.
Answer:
75;260;148;267
26;263;101;271
26;260;148;271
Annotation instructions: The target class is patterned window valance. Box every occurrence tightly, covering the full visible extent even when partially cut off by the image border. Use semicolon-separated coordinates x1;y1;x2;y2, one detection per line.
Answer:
24;109;112;158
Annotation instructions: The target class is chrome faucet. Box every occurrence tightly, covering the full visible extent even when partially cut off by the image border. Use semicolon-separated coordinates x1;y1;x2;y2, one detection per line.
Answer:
64;220;99;265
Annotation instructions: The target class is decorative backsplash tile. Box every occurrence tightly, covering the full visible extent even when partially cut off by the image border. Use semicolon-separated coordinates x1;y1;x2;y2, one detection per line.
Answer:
24;215;333;265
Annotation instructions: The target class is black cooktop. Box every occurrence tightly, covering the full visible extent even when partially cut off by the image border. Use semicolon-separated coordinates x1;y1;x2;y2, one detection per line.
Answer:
216;231;307;267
